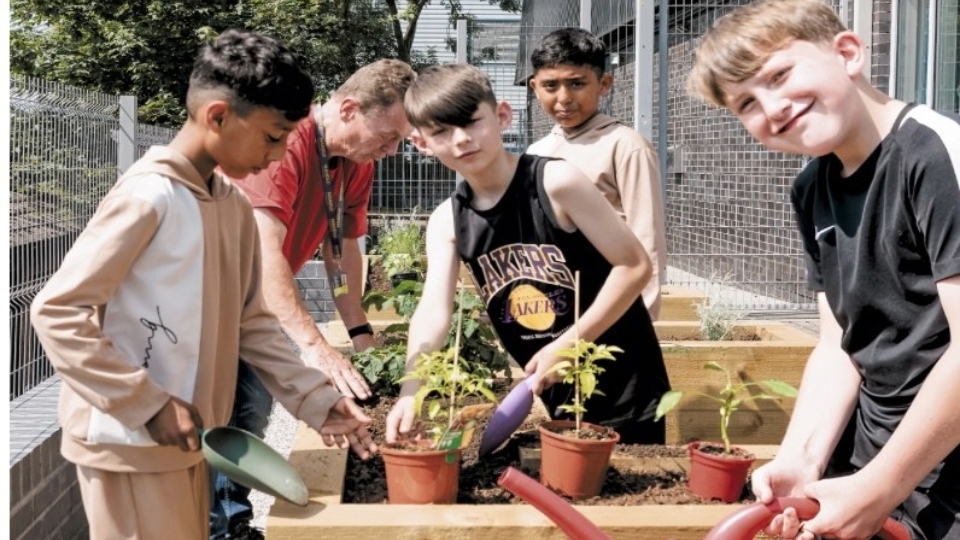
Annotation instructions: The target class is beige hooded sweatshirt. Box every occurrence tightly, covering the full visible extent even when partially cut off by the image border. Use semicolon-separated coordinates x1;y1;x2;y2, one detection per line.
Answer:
526;113;667;319
30;146;342;473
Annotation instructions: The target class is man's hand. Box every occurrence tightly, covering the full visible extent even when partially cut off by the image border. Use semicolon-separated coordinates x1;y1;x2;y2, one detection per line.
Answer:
303;345;372;400
319;397;377;459
145;395;203;452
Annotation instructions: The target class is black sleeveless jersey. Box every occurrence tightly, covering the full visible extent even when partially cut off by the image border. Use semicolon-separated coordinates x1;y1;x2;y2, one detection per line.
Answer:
452;154;670;439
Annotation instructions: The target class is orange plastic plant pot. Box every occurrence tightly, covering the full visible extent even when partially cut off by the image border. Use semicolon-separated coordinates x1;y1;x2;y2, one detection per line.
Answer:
381;442;461;504
538;420;620;500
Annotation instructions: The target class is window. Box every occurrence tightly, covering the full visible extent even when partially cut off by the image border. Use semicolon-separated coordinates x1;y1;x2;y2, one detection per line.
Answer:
894;0;960;112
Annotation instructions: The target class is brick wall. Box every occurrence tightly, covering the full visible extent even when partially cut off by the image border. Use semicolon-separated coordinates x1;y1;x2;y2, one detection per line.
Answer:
295;260;336;322
10;378;88;540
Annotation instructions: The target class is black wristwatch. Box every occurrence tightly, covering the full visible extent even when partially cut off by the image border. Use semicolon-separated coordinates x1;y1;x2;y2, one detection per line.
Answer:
347;322;374;339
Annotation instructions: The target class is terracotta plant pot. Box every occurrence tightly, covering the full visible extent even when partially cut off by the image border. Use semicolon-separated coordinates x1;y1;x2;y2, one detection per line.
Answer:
687;441;756;503
380;441;460;504
538;420;620;500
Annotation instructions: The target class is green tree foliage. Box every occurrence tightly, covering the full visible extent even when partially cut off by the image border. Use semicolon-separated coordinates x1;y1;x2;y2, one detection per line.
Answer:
12;0;520;127
11;0;397;126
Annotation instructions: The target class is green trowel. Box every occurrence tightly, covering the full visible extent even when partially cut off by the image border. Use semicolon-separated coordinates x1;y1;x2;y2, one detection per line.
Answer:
199;427;309;507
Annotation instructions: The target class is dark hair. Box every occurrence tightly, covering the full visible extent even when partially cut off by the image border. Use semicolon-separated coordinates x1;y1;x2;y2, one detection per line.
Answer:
187;28;314;122
530;27;606;78
404;64;497;129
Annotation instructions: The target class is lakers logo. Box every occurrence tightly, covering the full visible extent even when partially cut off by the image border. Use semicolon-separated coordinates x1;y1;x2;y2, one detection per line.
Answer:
507;284;556;331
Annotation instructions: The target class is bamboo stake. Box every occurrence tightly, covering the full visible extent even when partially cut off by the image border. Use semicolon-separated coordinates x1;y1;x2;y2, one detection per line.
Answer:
449;285;464;431
574;271;581;433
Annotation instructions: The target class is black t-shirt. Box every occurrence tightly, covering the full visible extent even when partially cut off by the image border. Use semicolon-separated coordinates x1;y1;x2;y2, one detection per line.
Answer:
791;104;960;485
452;154;670;435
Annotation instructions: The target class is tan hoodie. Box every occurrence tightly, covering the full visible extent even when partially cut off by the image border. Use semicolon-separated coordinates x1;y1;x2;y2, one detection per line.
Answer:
30;146;341;473
526;113;667;319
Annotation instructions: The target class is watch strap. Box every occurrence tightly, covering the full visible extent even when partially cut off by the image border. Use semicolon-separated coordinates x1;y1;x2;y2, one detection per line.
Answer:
347;322;374;339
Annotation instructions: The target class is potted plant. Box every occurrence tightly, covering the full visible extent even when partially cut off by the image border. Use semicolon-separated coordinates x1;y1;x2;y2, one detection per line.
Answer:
371;212;426;289
538;338;623;500
655;361;798;502
379;290;499;504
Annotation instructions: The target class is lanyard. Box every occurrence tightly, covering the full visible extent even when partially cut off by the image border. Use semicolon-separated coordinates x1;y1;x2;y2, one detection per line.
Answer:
314;113;346;262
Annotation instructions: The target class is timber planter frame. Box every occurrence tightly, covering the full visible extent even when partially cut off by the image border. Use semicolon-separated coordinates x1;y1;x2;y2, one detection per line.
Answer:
265;427;780;539
654;321;814;444
322;319;815;445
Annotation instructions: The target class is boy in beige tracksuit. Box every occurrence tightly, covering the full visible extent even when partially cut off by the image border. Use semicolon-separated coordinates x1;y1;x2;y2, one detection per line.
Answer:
527;28;667;319
30;29;376;540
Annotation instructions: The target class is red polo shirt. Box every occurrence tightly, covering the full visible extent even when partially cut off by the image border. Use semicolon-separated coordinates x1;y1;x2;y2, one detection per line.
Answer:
230;108;374;274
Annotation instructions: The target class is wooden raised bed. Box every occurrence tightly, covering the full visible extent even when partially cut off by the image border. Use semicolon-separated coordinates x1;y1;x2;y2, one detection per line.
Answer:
322;318;814;445
655;321;814;444
659;285;707;321
265;426;780;539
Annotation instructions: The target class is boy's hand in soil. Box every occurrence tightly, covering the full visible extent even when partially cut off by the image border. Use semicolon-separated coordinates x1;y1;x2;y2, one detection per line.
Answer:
319;397;377;459
385;394;420;443
146;395;203;452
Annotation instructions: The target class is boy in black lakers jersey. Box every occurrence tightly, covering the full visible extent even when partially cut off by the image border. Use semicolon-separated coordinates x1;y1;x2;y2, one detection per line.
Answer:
385;63;669;445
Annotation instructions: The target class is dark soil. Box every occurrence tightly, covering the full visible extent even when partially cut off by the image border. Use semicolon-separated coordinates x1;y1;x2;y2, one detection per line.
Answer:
658;329;763;341
344;383;756;506
366;262;392;296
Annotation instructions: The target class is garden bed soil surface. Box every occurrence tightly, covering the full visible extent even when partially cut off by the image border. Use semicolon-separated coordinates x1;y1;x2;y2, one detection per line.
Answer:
344;386;756;507
366;263;392;297
658;329;762;341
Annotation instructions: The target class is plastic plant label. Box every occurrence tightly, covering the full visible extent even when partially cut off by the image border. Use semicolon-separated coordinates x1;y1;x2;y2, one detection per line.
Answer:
435;403;495;457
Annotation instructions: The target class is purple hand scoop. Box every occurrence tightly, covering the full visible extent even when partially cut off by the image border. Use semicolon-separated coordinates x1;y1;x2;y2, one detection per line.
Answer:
479;377;536;457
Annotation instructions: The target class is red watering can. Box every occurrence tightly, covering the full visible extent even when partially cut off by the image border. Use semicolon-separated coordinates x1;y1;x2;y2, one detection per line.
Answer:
705;497;911;540
499;466;911;540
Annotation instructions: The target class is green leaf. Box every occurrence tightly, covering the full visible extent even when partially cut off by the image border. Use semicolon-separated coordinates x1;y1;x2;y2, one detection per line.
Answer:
427;399;442;420
581;371;597;398
544;360;572;375
762;380;799;397
703;361;725;372
655;390;684;420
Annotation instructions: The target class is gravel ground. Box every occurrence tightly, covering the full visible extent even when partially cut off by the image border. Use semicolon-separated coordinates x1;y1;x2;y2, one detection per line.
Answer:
250;401;299;530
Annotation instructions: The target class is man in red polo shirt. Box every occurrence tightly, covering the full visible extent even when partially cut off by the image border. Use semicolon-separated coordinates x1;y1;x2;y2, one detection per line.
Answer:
214;59;416;540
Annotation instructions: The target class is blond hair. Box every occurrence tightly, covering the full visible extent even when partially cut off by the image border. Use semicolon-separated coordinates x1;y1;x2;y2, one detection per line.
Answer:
332;59;416;112
404;63;498;130
688;0;847;107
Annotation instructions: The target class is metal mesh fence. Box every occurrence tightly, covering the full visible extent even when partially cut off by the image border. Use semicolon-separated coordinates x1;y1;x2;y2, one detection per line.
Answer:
10;77;123;399
9;77;176;399
137;123;178;158
657;0;815;311
510;0;818;312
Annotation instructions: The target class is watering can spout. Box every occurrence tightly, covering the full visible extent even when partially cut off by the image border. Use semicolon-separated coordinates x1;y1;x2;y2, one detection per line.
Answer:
497;466;611;540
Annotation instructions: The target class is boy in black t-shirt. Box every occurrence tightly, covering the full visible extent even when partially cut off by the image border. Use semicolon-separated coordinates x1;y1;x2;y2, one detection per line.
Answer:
689;0;960;538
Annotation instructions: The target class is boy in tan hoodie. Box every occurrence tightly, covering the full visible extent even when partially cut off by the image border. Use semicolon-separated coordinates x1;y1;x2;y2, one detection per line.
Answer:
527;28;667;319
30;29;376;540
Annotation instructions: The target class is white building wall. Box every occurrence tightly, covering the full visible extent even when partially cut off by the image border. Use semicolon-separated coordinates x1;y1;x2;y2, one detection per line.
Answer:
399;0;526;138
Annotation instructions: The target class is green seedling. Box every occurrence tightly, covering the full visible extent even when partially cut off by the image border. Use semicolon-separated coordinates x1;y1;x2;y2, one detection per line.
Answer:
545;340;622;433
655;361;798;453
